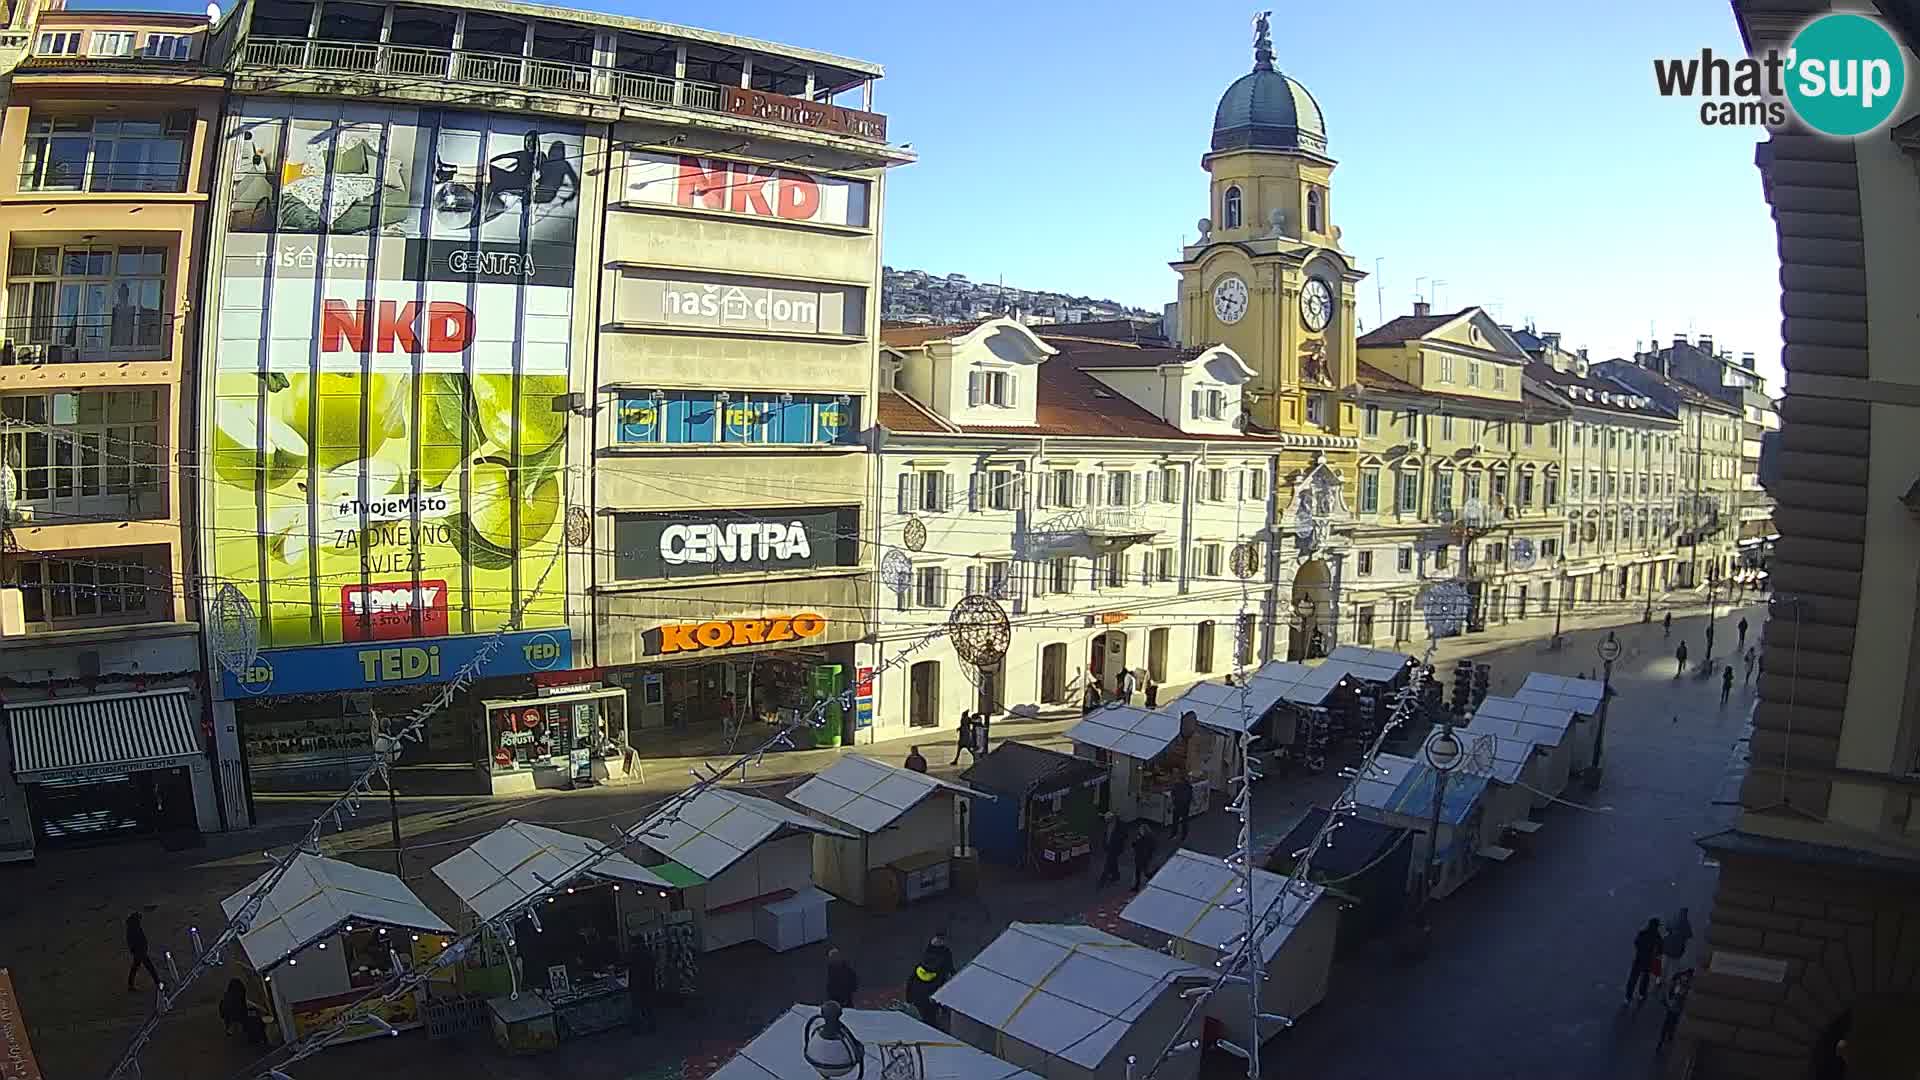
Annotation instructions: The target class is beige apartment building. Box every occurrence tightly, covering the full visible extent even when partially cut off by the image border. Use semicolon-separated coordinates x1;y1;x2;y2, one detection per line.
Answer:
0;0;223;859
1673;3;1920;1077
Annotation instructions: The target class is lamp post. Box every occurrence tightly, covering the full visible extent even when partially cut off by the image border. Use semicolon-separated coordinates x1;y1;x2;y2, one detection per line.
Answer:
1414;723;1464;932
804;1001;865;1080
1586;631;1622;789
1550;564;1568;650
1703;574;1719;675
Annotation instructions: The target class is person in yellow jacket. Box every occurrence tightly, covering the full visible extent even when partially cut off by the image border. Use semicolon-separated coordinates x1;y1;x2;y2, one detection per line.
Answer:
903;931;955;1026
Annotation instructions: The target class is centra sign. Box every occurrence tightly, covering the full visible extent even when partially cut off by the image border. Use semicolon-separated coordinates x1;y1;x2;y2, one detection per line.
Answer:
662;521;812;567
651;613;827;656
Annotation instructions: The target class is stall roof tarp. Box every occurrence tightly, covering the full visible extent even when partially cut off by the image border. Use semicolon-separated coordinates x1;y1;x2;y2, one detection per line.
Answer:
637;788;853;880
961;742;1106;799
1121;849;1325;963
1269;808;1409;878
1324;645;1419;683
1353;754;1489;826
787;754;991;835
1175;680;1286;733
223;853;451;973
432;820;679;923
1473;695;1577;742
1065;704;1182;760
711;1005;1042;1080
1247;660;1354;706
934;922;1205;1070
7;688;201;782
1459;731;1529;786
1514;674;1605;716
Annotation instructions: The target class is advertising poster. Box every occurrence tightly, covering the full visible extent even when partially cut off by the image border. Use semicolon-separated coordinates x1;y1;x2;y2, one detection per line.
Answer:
211;102;580;654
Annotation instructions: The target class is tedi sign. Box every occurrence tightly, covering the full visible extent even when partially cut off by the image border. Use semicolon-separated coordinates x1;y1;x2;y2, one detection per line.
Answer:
1654;12;1906;135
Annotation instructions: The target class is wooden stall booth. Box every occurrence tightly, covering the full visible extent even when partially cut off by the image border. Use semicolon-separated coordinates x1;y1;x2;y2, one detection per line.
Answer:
1351;754;1493;900
633;788;851;953
221;854;456;1048
960;742;1105;875
1120;849;1338;1052
785;754;990;909
1167;677;1297;794
1065;705;1210;825
431;820;684;1049
1468;695;1579;805
1268;808;1412;943
711;1005;1040;1080
1512;673;1605;770
934;922;1208;1080
1240;661;1362;773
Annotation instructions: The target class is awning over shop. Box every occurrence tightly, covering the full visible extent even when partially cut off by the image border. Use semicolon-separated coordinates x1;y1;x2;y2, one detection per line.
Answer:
433;820;677;923
1247;660;1354;707
223;853;451;974
787;754;990;834
1323;645;1419;683
6;688;200;783
1065;704;1182;760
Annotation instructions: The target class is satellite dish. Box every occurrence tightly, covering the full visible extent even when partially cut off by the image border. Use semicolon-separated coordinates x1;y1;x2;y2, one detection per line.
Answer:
206;2;222;25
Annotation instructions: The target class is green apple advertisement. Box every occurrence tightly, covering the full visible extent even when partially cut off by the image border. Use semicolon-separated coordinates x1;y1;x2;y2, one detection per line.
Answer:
212;102;580;651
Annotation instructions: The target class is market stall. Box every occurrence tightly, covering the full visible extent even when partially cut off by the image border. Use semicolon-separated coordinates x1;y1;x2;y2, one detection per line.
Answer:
1169;678;1296;793
1455;729;1540;849
1267;808;1411;942
1242;660;1362;772
960;742;1106;874
633;788;852;953
1121;849;1337;1051
1323;645;1420;685
1351;753;1492;900
1065;705;1210;825
431;819;683;1046
1468;694;1579;804
479;687;629;795
222;853;456;1047
1512;673;1605;768
786;754;990;909
711;1004;1041;1080
934;922;1208;1080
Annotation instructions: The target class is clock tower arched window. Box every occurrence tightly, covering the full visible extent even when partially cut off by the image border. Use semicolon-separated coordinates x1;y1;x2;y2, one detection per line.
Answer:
1223;186;1243;229
1307;189;1324;233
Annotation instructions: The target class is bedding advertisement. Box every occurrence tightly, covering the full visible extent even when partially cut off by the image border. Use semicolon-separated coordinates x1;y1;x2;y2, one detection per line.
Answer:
211;102;580;658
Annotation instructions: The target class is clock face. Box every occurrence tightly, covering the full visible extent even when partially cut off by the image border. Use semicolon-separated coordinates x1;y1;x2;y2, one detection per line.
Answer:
1300;278;1334;332
1212;275;1249;325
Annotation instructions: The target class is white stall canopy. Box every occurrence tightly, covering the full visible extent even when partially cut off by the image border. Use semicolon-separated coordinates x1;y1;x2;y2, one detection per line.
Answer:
787;754;990;834
933;922;1205;1072
1246;661;1354;707
1323;645;1419;684
1471;695;1576;745
1459;731;1532;787
1175;680;1288;734
637;788;852;879
711;1005;1041;1080
223;853;452;973
431;820;676;923
1121;849;1325;961
1065;705;1182;760
1513;674;1605;716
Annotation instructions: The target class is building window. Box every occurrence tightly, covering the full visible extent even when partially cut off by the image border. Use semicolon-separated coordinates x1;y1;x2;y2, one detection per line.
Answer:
1464;470;1482;503
900;470;951;514
1148;628;1170;683
1467;359;1481;387
1434;546;1451;570
1523;422;1535;447
142;33;193;59
1359;468;1380;513
616;390;859;447
1203;543;1223;579
1223;186;1242;229
1517;470;1535;507
35;31;79;55
1206;468;1228;502
1439;355;1454;383
1541;538;1559;559
1194;620;1216;673
1305;394;1327;427
1306;189;1323;233
1156;547;1176;582
6;245;173;362
1440;414;1454;440
89;30;136;56
969;369;1015;408
984;560;1013;600
1237;613;1257;667
1246;468;1267;501
1357;605;1376;644
983;468;1018;511
1050;468;1076;508
1485;541;1504;564
1397;547;1414;573
1206;389;1225;420
1432;471;1454;516
1048;557;1072;594
13;553;155;625
1105;552;1127;588
1396;469;1420;514
1493;366;1506;391
1041;643;1069;704
1158;466;1180;503
1357;550;1374;576
913;566;948;608
1363;405;1380;437
1572;423;1582;446
1;390;162;518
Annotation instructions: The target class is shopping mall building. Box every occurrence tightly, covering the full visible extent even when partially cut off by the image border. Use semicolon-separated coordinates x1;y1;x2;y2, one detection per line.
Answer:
194;0;908;815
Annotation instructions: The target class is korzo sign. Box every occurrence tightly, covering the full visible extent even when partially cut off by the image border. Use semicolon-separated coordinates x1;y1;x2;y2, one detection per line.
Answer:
648;612;828;656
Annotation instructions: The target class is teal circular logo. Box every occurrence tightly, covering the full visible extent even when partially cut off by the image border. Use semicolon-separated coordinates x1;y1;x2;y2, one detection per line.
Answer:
1786;13;1906;136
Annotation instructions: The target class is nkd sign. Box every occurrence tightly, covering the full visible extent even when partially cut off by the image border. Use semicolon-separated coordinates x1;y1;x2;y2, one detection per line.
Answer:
622;151;871;228
613;506;856;580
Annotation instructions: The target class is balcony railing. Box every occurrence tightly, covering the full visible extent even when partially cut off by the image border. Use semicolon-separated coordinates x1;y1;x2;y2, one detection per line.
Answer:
0;313;175;365
19;164;188;195
240;37;883;142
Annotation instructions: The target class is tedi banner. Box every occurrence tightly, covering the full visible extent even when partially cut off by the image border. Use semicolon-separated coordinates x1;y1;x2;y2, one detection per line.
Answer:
1654;12;1907;135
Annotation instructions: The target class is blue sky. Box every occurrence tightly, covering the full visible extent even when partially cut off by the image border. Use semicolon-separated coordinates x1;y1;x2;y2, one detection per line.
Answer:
94;0;1786;388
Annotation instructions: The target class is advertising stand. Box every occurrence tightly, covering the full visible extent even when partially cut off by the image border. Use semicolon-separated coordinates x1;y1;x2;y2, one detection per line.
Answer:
786;754;990;909
480;688;628;794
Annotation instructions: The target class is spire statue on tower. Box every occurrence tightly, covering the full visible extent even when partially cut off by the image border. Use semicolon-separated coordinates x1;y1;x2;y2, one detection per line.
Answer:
1252;10;1275;71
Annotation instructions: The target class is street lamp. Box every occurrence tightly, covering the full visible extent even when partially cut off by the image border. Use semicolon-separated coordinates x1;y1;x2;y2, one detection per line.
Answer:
1586;631;1622;790
1415;723;1465;930
1550;562;1568;650
804;1001;865;1080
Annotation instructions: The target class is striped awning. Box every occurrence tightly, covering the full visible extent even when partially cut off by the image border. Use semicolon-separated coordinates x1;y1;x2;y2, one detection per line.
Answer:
7;688;201;783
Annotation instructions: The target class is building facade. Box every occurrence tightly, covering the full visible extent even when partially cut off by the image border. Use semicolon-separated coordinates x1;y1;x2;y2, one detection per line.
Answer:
1675;4;1920;1077
0;0;224;858
867;319;1283;740
188;0;905;810
1639;333;1779;557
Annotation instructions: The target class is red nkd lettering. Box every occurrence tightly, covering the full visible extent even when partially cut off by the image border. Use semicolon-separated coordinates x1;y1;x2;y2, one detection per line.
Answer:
672;156;822;222
674;157;730;211
321;300;474;354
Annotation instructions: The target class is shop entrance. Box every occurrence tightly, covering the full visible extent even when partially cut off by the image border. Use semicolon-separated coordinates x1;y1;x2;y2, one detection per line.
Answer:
973;661;1004;718
26;766;196;846
1289;559;1334;660
1089;631;1130;697
627;649;840;756
909;661;940;728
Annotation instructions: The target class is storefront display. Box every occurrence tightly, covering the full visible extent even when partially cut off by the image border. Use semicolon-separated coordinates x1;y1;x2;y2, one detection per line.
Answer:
480;687;626;794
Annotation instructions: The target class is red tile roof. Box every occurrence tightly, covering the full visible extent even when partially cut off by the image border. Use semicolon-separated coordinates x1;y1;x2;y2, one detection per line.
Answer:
876;390;952;434
1029;318;1169;345
1355;308;1473;346
1354;362;1569;416
1355;362;1419;393
879;321;987;347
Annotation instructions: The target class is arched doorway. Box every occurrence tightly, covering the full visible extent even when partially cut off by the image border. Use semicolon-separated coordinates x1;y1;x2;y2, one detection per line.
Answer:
1289;559;1333;660
1089;630;1130;699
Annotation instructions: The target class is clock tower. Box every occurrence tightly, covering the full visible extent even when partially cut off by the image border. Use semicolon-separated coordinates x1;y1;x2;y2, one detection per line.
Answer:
1172;12;1366;439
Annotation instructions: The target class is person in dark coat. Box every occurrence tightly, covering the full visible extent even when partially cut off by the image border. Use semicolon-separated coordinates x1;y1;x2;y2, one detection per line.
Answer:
1721;665;1735;705
1626;918;1663;1003
1144;681;1159;709
950;712;974;766
1663;611;1672;638
1737;617;1750;652
627;937;657;1033
1169;778;1193;843
125;912;162;991
904;746;928;774
1663;907;1694;970
1674;641;1689;678
219;978;267;1045
1656;969;1694;1053
1096;812;1125;887
1131;822;1158;891
904;933;954;1027
825;947;858;1007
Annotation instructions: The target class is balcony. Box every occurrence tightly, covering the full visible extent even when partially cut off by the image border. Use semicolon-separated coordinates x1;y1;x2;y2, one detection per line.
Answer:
1022;507;1161;557
0;313;175;366
238;38;891;144
18;163;188;196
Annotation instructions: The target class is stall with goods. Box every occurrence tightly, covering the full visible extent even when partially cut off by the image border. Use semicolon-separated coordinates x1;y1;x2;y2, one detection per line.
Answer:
786;754;990;909
960;742;1105;875
1065;705;1210;825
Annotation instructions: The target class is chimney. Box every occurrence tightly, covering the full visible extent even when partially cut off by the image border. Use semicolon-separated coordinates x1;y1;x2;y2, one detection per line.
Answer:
1413;300;1431;318
1698;334;1713;355
1739;350;1755;368
1672;333;1688;349
1543;331;1561;351
1577;347;1588;361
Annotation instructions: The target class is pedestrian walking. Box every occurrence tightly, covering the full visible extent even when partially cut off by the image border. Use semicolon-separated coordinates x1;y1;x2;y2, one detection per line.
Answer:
1663;612;1672;638
950;711;974;766
1744;646;1756;685
125;912;162;991
1625;918;1663;1003
1144;680;1159;709
1130;821;1158;891
1656;970;1694;1053
904;745;928;774
1737;617;1749;652
1119;668;1138;706
1169;777;1193;843
1096;812;1125;887
1663;907;1693;970
219;979;268;1045
627;936;657;1033
904;933;954;1027
1721;665;1735;705
1674;641;1689;679
825;947;859;1008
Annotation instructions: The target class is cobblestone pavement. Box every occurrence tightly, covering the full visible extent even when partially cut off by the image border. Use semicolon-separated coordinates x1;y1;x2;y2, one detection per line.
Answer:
0;595;1757;1080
